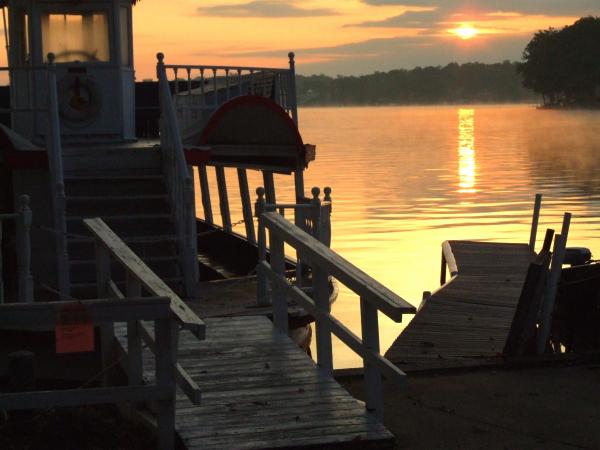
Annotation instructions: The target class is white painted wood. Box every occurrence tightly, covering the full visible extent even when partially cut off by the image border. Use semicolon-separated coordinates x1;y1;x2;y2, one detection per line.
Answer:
155;316;176;450
261;212;415;320
215;166;232;232
198;166;214;225
238;168;257;244
263;171;276;204
46;56;70;300
83;218;206;338
361;296;383;420
529;193;542;251
269;232;288;333
536;212;571;354
126;274;143;387
157;53;199;297
313;265;333;375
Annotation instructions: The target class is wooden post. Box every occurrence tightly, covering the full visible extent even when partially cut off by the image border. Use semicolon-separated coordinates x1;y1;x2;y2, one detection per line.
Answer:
16;195;33;303
288;52;299;126
255;188;269;306
321;187;332;248
440;249;447;285
294;166;305;287
310;187;322;242
270;231;288;333
126;274;143;386
215;166;232;232
360;296;383;420
47;53;70;300
529;194;542;252
155;316;175;450
198;166;213;225
263;171;276;204
313;264;333;375
95;239;113;386
237;168;256;243
536;221;569;355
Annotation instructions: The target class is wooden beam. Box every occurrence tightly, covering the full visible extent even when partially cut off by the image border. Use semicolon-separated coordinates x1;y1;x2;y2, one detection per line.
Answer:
83;218;206;338
261;212;415;321
215;166;232;232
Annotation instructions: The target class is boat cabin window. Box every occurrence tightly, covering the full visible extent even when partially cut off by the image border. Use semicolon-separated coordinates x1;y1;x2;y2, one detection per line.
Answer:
41;11;110;63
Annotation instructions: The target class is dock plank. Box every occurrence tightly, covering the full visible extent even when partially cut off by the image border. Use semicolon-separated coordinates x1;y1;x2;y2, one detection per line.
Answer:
116;316;394;449
386;240;533;372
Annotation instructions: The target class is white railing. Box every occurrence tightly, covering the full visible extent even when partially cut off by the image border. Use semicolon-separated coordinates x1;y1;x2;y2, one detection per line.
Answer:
256;210;416;420
163;52;298;125
156;53;199;297
46;53;70;300
0;194;33;304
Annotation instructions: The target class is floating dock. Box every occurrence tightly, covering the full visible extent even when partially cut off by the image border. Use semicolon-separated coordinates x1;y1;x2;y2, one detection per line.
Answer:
385;240;534;372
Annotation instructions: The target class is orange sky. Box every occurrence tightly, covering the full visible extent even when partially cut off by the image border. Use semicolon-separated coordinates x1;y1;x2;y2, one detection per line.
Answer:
130;0;596;77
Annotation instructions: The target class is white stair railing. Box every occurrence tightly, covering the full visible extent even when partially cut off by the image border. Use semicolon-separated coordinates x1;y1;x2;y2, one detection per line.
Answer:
46;53;70;300
0;194;33;303
157;53;199;296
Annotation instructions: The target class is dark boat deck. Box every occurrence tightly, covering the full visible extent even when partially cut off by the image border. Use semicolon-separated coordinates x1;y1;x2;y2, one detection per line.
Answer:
116;316;393;450
385;241;534;372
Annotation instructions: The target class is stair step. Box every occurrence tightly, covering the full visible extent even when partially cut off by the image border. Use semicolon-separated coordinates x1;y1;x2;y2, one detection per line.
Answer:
64;174;164;181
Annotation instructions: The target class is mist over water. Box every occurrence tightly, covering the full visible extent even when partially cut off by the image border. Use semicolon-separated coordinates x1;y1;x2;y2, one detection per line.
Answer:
198;104;600;368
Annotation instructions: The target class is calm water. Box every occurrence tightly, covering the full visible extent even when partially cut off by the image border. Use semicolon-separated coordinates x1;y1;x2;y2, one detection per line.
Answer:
198;104;600;368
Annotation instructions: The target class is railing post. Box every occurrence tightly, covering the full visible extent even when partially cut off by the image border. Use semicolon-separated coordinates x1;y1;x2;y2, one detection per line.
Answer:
215;166;232;232
16;195;33;303
321;187;332;248
360;296;383;420
198;166;214;225
47;53;70;300
288;52;299;126
126;273;143;386
238;168;256;244
529;193;542;252
440;249;447;285
155;315;175;450
313;264;333;375
270;231;288;334
310;187;322;242
536;212;571;354
95;239;114;385
255;188;269;306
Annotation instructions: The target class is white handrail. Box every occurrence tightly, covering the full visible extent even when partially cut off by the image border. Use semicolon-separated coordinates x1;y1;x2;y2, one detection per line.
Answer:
46;53;70;300
157;53;199;296
257;210;416;420
0;194;33;304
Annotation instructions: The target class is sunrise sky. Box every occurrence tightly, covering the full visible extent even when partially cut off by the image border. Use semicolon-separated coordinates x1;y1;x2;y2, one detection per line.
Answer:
73;1;600;78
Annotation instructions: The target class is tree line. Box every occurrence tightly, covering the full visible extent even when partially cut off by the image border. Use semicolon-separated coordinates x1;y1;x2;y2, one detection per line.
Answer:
296;61;536;106
518;16;600;108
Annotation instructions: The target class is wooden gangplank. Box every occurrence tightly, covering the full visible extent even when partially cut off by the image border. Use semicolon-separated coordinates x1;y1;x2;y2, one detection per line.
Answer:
116;316;394;450
385;241;534;372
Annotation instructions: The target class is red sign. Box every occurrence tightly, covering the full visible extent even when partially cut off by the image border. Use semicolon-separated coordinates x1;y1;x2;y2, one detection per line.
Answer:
55;303;95;354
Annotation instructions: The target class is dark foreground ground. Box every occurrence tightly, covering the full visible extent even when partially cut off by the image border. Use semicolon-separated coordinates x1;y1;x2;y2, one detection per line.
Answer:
340;364;600;450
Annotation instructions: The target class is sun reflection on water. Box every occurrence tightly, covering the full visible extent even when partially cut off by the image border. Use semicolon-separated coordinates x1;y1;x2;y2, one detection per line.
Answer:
458;108;476;193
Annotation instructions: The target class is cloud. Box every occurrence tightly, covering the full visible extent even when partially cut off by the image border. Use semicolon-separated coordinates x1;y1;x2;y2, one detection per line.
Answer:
347;9;446;28
197;0;338;18
361;0;600;17
215;33;531;75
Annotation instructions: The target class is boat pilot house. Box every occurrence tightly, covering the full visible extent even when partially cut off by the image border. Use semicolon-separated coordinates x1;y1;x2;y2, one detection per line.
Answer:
0;0;417;448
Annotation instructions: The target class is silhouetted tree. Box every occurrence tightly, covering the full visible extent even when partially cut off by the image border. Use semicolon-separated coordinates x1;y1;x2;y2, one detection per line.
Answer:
518;17;600;107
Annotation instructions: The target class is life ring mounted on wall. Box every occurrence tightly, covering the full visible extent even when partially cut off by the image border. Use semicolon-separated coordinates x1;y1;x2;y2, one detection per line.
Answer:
57;74;102;126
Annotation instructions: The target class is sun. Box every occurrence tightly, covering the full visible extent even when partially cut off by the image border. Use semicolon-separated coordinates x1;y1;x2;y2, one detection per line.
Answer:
451;25;479;40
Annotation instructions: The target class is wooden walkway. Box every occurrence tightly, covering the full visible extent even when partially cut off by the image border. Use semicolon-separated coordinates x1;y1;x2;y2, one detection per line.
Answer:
116;316;394;450
385;241;534;372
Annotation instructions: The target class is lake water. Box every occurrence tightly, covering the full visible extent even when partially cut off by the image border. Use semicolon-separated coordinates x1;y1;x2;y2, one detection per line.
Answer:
198;104;600;368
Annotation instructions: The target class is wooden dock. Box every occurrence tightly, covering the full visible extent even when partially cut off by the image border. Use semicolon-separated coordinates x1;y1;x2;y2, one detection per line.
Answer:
116;316;394;450
385;240;534;372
